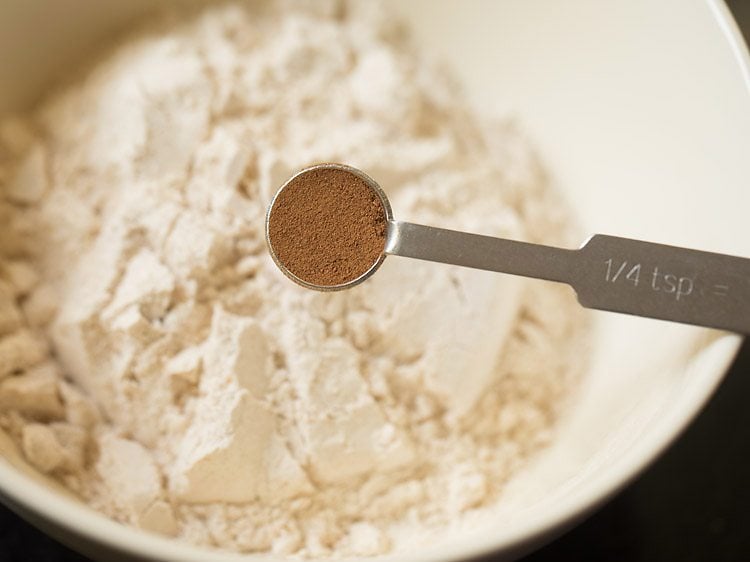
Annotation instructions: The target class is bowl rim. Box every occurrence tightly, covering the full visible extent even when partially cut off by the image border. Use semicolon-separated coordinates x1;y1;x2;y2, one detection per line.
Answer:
0;0;748;560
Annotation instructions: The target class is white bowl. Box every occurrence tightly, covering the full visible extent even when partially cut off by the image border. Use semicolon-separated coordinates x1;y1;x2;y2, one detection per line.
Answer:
0;1;748;560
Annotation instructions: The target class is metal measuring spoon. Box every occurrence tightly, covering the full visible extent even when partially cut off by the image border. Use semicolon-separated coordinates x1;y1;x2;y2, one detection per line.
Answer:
266;163;750;333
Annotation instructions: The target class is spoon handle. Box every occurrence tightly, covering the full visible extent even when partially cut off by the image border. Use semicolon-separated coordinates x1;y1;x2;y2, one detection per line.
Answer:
386;221;750;333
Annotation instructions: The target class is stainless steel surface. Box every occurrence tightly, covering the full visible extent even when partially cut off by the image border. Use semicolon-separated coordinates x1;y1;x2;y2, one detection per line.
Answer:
387;222;750;333
267;164;749;333
386;221;575;283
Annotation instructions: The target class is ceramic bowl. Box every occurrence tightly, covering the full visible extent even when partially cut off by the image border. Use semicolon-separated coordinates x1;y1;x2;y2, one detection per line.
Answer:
0;1;748;560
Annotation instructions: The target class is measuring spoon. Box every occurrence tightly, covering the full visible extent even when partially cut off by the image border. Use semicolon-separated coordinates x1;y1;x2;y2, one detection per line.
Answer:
266;163;750;334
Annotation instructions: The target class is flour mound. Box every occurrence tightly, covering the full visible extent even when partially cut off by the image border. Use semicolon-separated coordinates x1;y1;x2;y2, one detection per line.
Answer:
0;1;586;557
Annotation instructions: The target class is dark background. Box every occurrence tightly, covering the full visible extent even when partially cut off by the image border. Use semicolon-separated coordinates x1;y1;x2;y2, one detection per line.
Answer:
1;2;749;561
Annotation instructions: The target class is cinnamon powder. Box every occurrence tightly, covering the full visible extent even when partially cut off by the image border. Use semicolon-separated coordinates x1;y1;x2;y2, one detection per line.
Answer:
267;166;387;287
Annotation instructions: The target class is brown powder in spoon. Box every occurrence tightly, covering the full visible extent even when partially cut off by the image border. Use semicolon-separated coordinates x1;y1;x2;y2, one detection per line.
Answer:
266;166;388;288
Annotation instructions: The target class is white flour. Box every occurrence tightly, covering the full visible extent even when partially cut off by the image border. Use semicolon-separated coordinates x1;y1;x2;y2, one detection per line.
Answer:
0;1;587;557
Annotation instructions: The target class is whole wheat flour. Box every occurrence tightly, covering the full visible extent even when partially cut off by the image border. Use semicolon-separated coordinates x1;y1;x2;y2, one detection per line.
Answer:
0;1;587;557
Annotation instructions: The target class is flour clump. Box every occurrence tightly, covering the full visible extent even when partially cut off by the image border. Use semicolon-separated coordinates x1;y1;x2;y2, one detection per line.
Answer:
0;1;587;557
